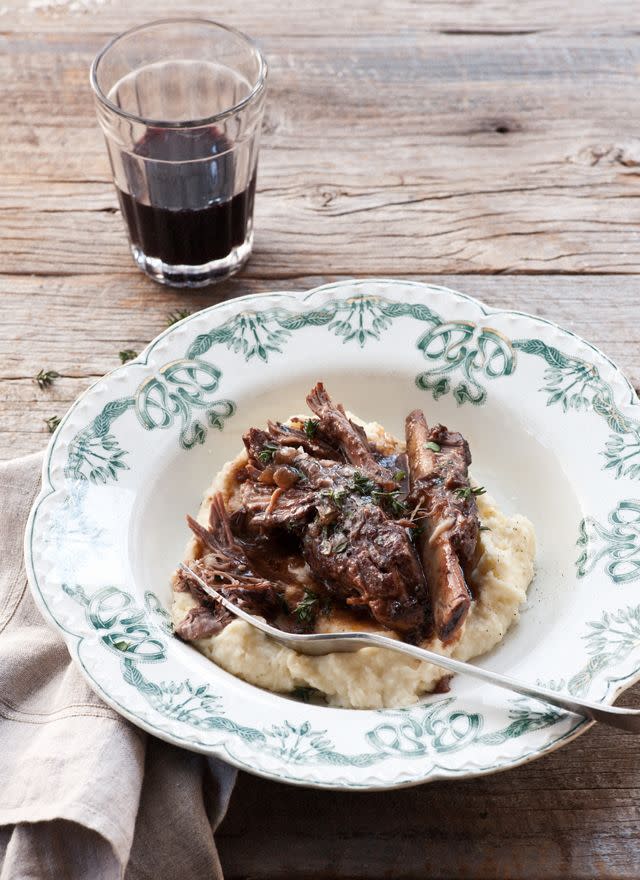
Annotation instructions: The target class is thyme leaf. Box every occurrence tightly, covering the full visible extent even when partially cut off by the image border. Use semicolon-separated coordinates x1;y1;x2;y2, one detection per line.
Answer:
166;309;192;327
304;418;318;438
294;590;319;623
352;471;376;495
34;369;60;390
454;485;486;500
352;471;407;515
326;488;348;508
372;489;407;516
424;441;441;452
119;349;138;364
44;415;61;433
257;442;279;464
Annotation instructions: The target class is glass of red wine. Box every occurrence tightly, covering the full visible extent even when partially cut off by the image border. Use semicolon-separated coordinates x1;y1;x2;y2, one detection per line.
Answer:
91;19;267;287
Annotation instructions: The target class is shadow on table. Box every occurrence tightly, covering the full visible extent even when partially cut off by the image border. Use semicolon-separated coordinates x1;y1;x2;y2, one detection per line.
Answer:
217;681;640;880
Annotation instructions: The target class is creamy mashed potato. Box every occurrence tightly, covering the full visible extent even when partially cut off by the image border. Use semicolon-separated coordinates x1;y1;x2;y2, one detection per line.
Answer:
172;416;536;709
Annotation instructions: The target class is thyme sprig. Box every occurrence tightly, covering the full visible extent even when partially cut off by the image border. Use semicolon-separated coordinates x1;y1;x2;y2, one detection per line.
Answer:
294;590;319;623
166;309;192;327
257;442;280;464
326;488;348;508
304;418;318;438
372;488;407;516
352;471;376;495
454;485;486;500
351;471;407;515
34;369;60;390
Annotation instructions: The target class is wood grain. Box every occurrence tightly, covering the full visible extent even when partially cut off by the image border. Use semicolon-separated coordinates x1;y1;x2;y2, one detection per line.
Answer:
218;686;640;879
2;274;638;461
3;22;640;276
3;1;640;877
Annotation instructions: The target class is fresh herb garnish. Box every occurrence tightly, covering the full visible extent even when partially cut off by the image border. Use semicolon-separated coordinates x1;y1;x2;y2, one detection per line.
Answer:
257;442;279;464
333;538;349;554
34;369;60;390
351;471;407;514
166;309;192;327
479;525;492;532
44;415;61;433
425;441;441;453
304;418;318;438
372;489;407;516
455;485;486;500
393;469;407;482
326;488;348;508
295;590;319;623
352;471;376;495
389;494;408;516
291;686;322;703
119;349;138;364
113;639;133;652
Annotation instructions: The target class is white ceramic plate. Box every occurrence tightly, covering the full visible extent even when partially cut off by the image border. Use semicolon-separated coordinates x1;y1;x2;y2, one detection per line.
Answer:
25;279;640;789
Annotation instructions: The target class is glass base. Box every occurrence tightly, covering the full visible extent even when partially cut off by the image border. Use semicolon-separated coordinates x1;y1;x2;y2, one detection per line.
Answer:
130;232;253;288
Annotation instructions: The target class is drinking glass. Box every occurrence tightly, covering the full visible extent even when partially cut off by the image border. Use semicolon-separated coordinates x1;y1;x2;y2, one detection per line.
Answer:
90;19;267;287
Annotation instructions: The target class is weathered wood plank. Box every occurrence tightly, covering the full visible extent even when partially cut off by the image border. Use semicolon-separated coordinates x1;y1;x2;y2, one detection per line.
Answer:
2;0;640;35
217;684;640;880
1;274;638;460
3;2;640;877
2;30;640;275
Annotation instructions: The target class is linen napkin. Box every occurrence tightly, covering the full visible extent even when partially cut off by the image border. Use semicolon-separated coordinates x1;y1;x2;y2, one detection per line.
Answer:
0;453;237;880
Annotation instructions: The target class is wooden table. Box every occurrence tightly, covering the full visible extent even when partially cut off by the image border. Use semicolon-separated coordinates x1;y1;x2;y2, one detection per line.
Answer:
2;1;639;876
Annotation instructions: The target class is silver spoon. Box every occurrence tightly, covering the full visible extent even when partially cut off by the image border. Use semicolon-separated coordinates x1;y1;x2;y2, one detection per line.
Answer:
179;563;640;733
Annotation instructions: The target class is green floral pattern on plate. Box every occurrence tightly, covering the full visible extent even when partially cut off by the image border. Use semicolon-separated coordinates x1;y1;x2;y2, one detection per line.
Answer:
65;294;640;485
64;581;574;765
66;361;235;482
513;339;640;480
26;280;640;789
547;604;640;697
63;582;640;766
134;358;235;450
416;322;515;404
186;297;441;362
576;500;640;584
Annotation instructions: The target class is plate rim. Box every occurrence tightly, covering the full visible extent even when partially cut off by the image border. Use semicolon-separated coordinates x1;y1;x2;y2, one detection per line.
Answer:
23;277;640;789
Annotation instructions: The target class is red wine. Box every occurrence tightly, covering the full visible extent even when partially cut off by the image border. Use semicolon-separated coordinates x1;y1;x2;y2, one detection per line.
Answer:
117;174;256;266
117;126;257;267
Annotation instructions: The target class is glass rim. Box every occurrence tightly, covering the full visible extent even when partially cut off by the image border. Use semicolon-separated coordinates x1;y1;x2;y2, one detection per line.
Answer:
90;17;268;130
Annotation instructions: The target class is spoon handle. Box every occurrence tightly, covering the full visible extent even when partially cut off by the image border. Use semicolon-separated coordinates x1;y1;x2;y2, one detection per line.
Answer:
179;563;639;733
366;634;640;733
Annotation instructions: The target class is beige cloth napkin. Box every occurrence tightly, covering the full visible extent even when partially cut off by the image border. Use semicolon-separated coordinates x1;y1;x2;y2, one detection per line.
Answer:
0;454;237;879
